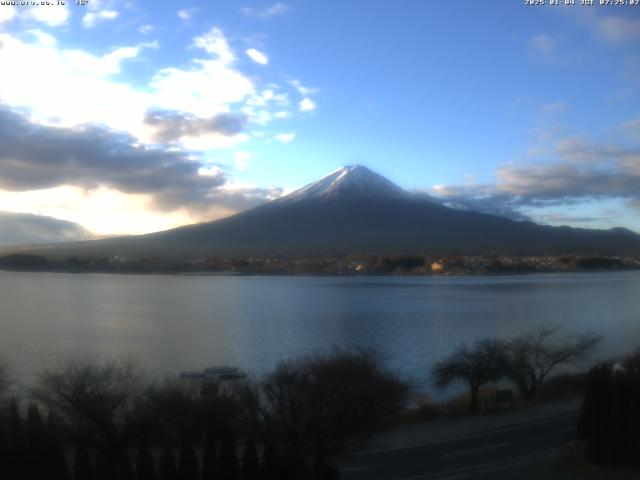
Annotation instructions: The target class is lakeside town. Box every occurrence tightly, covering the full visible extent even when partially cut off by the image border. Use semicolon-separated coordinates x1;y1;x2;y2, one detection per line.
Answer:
1;252;639;275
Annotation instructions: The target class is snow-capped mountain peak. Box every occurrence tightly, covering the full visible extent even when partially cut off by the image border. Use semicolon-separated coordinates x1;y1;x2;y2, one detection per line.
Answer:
282;164;407;203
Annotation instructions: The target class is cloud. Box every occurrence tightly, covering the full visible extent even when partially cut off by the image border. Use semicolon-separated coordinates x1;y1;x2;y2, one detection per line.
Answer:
234;151;251;171
539;101;567;116
594;15;640;44
138;24;154;34
299;97;316;112
192;27;235;64
25;29;57;46
528;34;556;59
431;131;640;223
274;132;295;143
0;5;17;23
62;42;158;77
240;3;290;19
246;48;268;65
0;28;259;146
0;106;226;211
143;109;247;143
22;4;70;26
82;10;118;28
0;24;317;233
624;117;640;139
534;213;603;225
0;211;93;247
291;79;317;96
177;8;197;21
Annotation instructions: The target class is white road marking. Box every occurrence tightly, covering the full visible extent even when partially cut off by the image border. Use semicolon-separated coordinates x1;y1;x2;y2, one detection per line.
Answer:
443;442;506;458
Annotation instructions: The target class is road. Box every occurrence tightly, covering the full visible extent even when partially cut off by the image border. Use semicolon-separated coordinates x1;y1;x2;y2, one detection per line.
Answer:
336;410;581;480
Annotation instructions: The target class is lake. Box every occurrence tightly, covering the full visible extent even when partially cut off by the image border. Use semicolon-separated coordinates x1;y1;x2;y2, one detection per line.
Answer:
1;270;639;393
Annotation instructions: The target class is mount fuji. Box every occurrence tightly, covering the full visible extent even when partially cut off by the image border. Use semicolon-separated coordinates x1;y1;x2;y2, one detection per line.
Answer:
12;165;640;258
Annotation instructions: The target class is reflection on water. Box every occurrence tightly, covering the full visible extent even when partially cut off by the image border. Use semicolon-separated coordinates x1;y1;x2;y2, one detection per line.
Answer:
1;271;639;391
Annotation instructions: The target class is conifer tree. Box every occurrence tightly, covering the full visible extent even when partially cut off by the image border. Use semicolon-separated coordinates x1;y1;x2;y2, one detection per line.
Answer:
95;452;117;480
260;444;278;480
0;418;8;473
117;450;134;480
27;404;47;478
8;398;27;478
158;446;178;480
241;436;259;480
136;438;156;480
219;425;239;480
201;427;219;480
178;437;199;480
46;413;70;480
73;444;94;480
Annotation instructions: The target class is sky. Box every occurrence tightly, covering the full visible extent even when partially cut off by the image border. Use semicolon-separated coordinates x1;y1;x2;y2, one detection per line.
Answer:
0;0;639;245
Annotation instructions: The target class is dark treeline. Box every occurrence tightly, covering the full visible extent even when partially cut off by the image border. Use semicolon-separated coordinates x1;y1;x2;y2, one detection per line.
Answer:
0;350;405;480
578;350;640;467
0;328;635;476
1;252;639;275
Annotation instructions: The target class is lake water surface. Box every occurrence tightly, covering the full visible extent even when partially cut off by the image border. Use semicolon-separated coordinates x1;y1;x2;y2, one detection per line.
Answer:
1;270;639;391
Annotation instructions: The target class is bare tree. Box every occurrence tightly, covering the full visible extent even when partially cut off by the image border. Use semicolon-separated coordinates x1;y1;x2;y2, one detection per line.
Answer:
432;338;510;414
32;354;152;458
240;349;407;475
506;328;601;402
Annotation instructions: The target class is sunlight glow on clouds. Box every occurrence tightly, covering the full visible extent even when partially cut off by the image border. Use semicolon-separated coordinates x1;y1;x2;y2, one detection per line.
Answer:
0;16;315;238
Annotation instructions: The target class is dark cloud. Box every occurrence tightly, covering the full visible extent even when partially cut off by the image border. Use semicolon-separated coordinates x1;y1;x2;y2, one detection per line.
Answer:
0;211;93;246
534;213;603;225
432;135;640;222
0;106;227;211
144;109;247;143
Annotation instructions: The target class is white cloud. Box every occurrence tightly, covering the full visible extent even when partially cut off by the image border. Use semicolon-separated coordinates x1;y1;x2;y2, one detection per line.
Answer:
274;132;295;143
150;63;254;120
291;79;317;96
82;10;119;28
193;27;235;64
299;97;316;112
274;111;289;119
0;33;155;134
235;151;251;171
22;4;70;26
178;8;196;21
26;29;57;47
138;24;154;34
240;3;290;19
594;15;640;44
0;23;316;235
529;34;555;56
62;42;158;77
246;48;268;65
0;5;17;24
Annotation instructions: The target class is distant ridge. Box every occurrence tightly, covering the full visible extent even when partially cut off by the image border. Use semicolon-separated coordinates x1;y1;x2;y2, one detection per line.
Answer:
6;165;640;258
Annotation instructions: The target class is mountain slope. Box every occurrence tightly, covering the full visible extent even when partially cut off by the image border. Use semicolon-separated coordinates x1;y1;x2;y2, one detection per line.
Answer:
11;165;640;258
